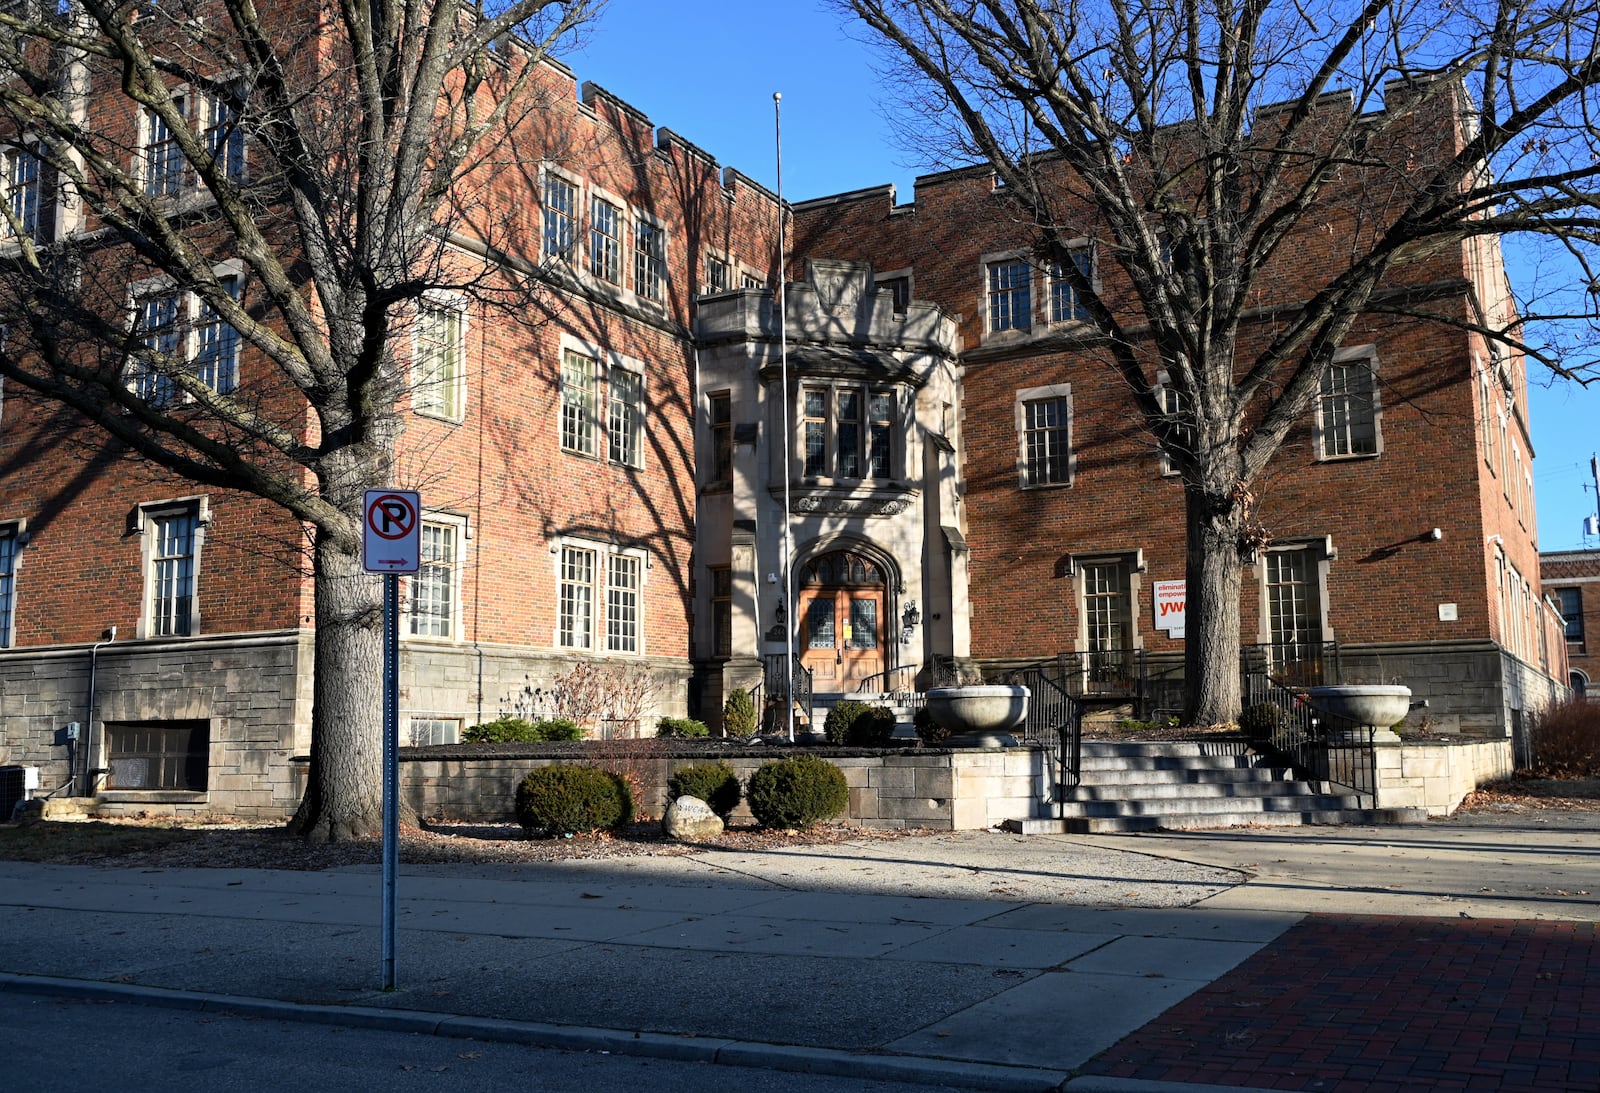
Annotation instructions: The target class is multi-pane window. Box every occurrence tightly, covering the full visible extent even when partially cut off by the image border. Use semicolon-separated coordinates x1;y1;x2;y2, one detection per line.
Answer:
877;275;910;314
1556;587;1584;646
408;718;461;746
1082;562;1131;653
0;526;17;648
558;545;596;649
409;521;457;638
635;219;666;301
987;258;1031;332
801;383;895;480
1021;394;1071;486
606;553;641;653
560;350;597;455
143;105;185;196
146;507;198;638
3;145;42;240
106;721;208;791
1158;383;1193;476
704;256;730;296
740;271;765;290
202;91;245;182
413;300;464;419
590;197;622;284
133;291;181;406
1049;246;1094;323
542;173;577;261
1266;549;1321;671
711;566;732;658
1318;354;1378;458
193;276;240;395
607;368;643;467
710;392;732;484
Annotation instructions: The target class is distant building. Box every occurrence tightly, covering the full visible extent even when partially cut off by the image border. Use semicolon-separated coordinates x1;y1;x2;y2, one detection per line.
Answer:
1541;549;1600;699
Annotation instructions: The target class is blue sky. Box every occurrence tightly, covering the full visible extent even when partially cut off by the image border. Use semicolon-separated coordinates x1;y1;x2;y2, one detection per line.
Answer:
573;0;1599;552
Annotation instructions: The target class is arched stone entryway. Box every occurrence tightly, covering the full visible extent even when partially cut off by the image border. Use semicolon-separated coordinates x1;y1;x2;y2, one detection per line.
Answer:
794;542;901;692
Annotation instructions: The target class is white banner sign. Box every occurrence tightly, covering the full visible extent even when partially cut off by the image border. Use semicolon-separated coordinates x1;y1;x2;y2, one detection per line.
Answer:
1153;579;1186;637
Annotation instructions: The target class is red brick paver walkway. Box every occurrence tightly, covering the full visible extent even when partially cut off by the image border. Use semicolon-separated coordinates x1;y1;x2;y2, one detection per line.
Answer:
1081;915;1599;1093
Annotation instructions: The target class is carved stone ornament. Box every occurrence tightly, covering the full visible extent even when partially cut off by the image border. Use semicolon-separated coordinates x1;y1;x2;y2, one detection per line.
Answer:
790;493;911;517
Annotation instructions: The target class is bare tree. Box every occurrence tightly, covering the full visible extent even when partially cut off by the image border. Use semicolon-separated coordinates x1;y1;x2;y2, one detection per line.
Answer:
0;0;597;839
839;0;1600;723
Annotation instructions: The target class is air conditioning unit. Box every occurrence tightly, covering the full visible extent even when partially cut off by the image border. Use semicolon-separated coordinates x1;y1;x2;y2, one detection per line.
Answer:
0;766;41;822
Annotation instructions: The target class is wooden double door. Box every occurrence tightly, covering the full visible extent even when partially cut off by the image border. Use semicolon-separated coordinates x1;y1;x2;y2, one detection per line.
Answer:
797;551;886;690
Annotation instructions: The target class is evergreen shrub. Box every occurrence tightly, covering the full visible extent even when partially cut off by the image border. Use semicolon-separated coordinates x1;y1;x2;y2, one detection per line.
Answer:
745;755;849;829
823;700;896;746
657;716;710;738
514;764;634;837
723;688;759;737
667;760;742;818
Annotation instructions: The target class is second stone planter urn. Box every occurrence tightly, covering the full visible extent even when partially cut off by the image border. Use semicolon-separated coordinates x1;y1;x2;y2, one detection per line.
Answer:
1305;684;1412;743
925;685;1030;748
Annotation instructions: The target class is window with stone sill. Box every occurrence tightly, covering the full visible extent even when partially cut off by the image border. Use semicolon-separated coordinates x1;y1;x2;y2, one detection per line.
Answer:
986;258;1031;333
801;382;895;481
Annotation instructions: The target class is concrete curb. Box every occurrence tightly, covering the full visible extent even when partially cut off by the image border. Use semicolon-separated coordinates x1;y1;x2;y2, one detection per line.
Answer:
0;972;1072;1093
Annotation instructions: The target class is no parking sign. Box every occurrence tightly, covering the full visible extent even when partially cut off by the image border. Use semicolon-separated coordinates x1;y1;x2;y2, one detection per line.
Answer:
362;489;420;573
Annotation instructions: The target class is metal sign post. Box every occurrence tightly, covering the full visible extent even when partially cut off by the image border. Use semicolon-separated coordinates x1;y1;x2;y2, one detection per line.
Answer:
362;489;420;992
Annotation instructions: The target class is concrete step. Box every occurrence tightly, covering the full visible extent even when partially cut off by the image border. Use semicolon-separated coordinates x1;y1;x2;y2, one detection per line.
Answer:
1079;766;1299;786
1081;740;1252;758
1054;793;1364;819
1064;779;1331;802
1004;806;1427;834
1079;754;1271;772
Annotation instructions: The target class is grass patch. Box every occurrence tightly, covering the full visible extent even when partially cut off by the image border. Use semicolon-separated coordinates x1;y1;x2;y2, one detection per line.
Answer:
0;821;203;862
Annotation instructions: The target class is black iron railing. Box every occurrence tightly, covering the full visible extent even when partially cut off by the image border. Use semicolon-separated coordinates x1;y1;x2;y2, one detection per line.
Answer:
1241;670;1376;808
762;653;813;731
986;663;1084;801
854;663;922;702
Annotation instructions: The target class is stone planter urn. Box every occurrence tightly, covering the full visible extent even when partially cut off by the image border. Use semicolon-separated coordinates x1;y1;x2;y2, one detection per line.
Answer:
1305;684;1411;743
925;685;1030;748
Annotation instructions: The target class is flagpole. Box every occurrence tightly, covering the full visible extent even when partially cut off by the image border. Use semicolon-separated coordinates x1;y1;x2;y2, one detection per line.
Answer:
775;91;795;743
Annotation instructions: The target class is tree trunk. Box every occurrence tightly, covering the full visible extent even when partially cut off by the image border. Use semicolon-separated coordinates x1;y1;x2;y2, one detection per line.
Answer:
1182;480;1248;727
288;531;386;842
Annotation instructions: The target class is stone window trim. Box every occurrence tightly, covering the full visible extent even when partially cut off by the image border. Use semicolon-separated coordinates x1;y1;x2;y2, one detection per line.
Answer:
1;137;46;244
1314;344;1382;462
606;357;647;470
701;249;734;297
137;84;247;199
873;267;913;315
0;517;27;649
1047;240;1097;325
1477;354;1498;477
1014;382;1075;489
1152;369;1195;478
558;335;647;470
1251;535;1337;649
707;389;733;487
132;495;211;640
980;248;1034;339
539;162;582;265
633;209;669;303
411;292;469;423
124;262;247;404
549;535;651;655
1061;549;1146;656
793;378;903;484
404;510;471;644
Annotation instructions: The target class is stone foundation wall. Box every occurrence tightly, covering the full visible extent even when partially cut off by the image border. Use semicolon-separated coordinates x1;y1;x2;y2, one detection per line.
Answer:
0;631;313;819
402;745;1051;831
1375;738;1514;816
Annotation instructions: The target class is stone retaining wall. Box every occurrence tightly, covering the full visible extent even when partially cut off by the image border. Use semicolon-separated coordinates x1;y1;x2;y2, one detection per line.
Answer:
1375;738;1514;816
402;745;1050;831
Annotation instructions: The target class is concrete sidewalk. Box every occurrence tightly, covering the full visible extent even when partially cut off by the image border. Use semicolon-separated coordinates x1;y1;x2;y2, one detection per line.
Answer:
1;818;1596;1092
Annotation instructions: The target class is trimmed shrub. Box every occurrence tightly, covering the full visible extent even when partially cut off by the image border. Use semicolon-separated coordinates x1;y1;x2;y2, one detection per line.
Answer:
463;716;539;744
533;717;584;741
657;716;710;738
514;764;635;837
667;760;742;818
745;755;849;829
723;688;759;737
463;716;584;743
823;701;897;746
913;705;950;745
1528;699;1600;777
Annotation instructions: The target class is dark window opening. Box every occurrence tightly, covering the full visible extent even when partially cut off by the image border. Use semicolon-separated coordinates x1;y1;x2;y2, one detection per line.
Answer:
106;720;209;791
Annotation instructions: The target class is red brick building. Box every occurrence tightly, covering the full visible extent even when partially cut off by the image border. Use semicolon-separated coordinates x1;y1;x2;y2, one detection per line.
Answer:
1542;549;1600;699
0;41;1570;816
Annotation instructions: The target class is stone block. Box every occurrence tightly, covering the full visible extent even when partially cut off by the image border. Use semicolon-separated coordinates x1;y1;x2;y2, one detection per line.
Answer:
914;767;954;797
848;786;881;820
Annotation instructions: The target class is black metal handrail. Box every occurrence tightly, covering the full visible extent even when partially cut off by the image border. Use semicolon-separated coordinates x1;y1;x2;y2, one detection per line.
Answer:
985;663;1084;804
762;652;813;731
855;663;920;698
1242;672;1376;808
